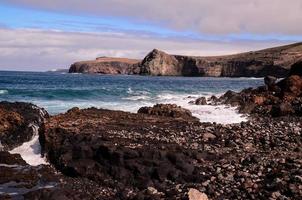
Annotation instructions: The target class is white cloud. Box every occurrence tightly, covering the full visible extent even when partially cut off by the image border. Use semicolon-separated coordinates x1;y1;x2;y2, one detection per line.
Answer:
0;28;291;71
3;0;302;35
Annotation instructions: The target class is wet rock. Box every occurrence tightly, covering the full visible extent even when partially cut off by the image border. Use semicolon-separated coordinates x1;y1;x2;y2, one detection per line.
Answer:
0;151;110;199
0;151;57;198
0;151;27;165
195;97;207;105
0;102;49;150
264;76;277;88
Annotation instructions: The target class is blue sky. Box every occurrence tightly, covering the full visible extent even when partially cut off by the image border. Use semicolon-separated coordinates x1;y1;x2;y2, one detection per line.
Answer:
0;0;301;71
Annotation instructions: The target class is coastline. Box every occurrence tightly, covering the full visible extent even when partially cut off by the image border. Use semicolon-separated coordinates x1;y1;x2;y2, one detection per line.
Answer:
0;61;302;199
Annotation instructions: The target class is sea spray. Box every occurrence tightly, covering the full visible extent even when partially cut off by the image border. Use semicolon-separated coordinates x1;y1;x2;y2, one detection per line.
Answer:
9;124;47;166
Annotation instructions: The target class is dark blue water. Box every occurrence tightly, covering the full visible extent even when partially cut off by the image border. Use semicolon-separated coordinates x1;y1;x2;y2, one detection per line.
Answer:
0;71;263;123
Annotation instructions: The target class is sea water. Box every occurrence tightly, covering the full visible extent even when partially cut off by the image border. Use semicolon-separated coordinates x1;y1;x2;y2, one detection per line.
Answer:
0;71;263;124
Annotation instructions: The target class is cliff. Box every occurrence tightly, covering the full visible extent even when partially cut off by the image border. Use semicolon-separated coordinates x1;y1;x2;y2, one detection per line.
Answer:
69;42;302;77
140;42;302;77
69;57;141;74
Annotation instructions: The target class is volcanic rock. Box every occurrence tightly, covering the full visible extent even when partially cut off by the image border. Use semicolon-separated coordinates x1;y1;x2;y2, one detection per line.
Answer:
213;60;302;117
70;42;302;77
264;76;277;88
0;102;49;150
139;42;302;77
289;60;302;76
188;188;208;200
37;105;302;199
0;151;115;199
137;103;198;121
195;97;207;105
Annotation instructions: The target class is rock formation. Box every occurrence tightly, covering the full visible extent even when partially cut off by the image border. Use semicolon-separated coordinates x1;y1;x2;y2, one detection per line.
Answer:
137;103;198;121
211;60;302;116
0;98;301;199
69;57;141;74
0;102;48;150
69;42;302;77
140;42;302;77
37;106;302;199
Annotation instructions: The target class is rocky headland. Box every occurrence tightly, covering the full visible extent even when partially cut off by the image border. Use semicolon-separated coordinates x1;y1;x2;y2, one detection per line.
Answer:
69;42;302;77
1;60;302;199
69;57;140;74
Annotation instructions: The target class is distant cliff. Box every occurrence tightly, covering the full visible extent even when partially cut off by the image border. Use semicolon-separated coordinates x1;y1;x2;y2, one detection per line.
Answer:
69;57;140;74
69;42;302;77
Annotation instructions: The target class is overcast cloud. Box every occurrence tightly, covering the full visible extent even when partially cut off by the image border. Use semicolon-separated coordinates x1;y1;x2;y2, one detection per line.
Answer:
3;0;302;35
0;1;301;70
0;28;290;71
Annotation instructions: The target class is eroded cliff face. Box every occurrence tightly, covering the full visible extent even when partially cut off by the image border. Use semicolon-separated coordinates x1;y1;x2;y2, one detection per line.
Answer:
69;57;141;74
69;42;302;77
139;42;302;77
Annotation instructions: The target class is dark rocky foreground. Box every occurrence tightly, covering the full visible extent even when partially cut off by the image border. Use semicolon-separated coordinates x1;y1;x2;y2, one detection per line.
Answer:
1;105;301;199
69;42;302;77
1;61;302;199
36;107;301;200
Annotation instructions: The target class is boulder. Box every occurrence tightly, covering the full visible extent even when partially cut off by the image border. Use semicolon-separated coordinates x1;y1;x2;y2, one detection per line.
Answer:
188;188;208;200
264;76;277;87
219;90;242;106
289;60;302;76
271;102;295;117
138;104;198;121
195;97;207;105
278;75;302;97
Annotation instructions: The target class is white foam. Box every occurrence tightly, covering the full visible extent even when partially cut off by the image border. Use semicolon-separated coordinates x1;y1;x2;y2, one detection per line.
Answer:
154;92;247;124
0;90;8;95
31;91;247;124
123;95;151;101
9;124;47;166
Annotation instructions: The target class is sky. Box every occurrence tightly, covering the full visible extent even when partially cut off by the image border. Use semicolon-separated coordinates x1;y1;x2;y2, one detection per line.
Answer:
0;0;301;71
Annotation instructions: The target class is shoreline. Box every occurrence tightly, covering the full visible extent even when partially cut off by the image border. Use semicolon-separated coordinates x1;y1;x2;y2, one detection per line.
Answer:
0;62;302;199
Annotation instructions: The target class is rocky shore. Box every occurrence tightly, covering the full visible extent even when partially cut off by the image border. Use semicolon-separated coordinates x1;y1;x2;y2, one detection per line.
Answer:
1;61;302;199
69;42;302;77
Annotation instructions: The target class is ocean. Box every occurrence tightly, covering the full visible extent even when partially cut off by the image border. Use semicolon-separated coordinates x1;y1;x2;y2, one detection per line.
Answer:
0;71;263;124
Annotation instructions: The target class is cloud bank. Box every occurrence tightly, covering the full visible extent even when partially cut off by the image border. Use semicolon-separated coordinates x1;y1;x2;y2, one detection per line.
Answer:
0;1;301;70
4;0;302;35
0;28;290;71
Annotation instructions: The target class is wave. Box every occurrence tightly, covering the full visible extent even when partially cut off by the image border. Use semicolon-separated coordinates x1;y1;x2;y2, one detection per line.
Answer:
0;89;8;94
153;92;246;124
9;124;47;166
123;95;151;101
